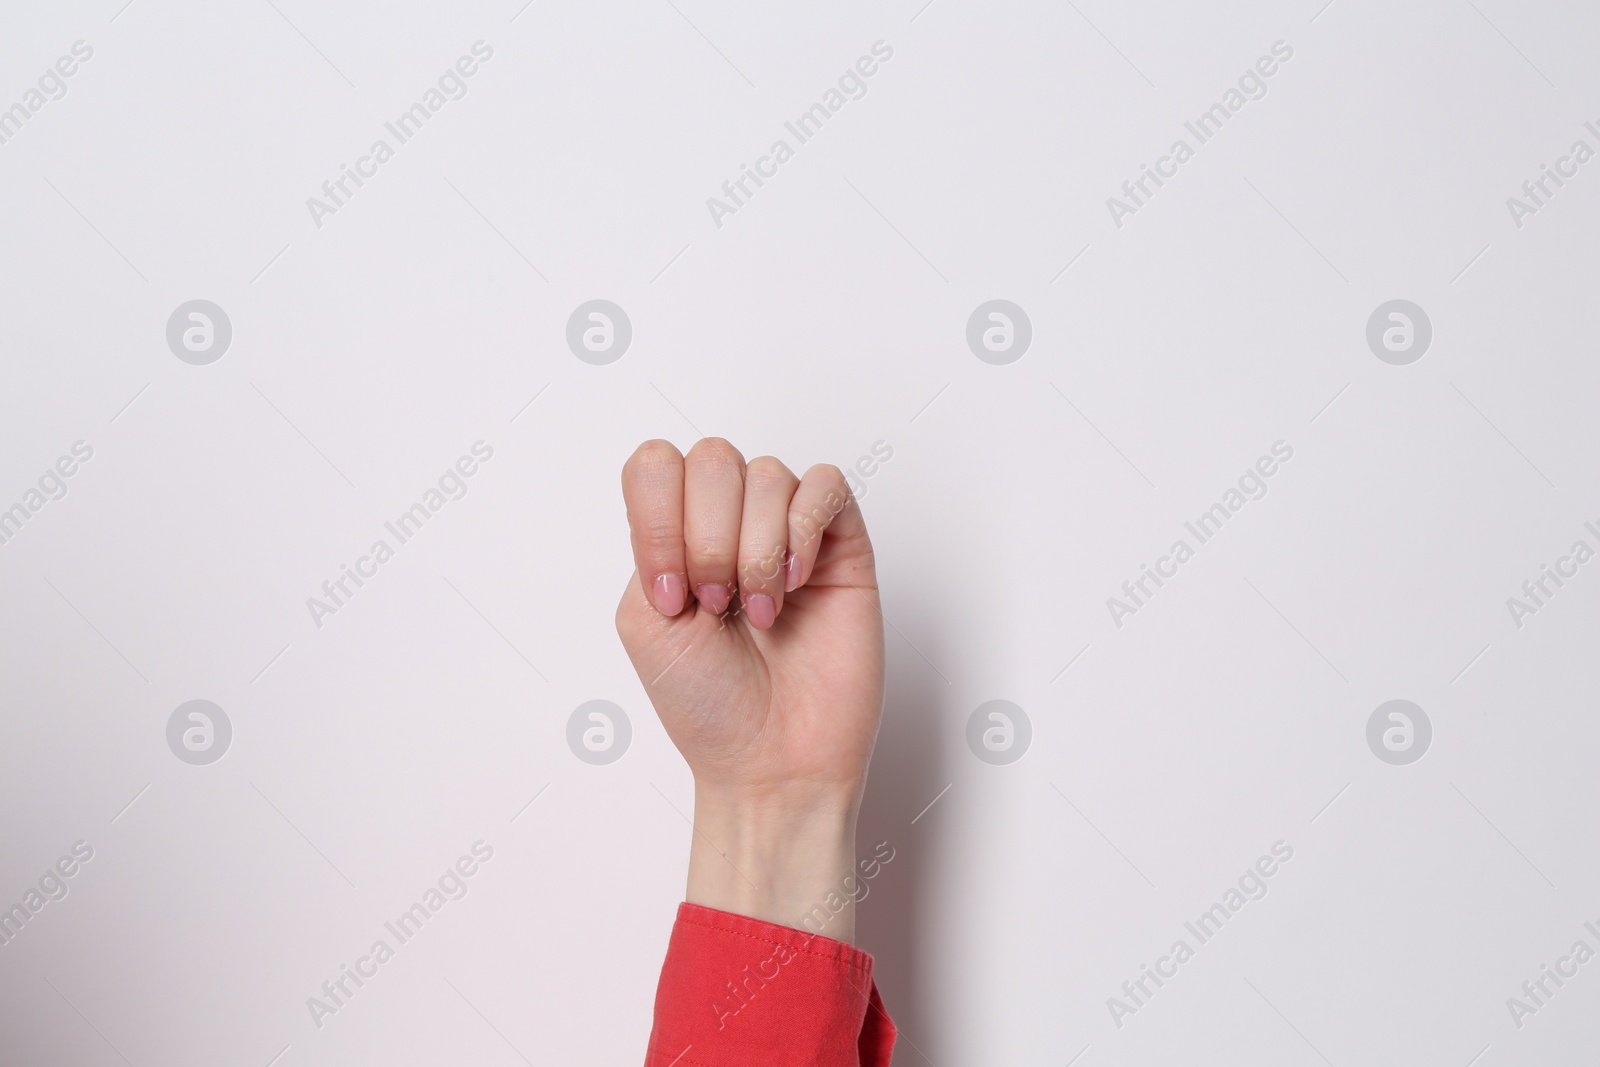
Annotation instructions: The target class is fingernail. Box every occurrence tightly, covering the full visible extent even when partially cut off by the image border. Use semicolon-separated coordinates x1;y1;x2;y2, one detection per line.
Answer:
745;594;776;629
653;572;686;616
696;583;731;615
784;554;801;592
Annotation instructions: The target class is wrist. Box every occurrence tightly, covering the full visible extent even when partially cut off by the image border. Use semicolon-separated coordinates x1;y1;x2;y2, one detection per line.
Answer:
686;782;862;942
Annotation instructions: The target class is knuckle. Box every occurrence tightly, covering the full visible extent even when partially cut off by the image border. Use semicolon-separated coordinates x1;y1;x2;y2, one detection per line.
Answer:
639;516;681;551
806;462;846;486
689;535;737;566
624;439;682;479
744;456;792;492
614;589;640;640
789;504;828;545
739;542;786;584
687;437;745;475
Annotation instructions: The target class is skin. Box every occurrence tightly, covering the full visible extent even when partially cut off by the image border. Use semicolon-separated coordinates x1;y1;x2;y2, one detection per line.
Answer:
615;438;885;942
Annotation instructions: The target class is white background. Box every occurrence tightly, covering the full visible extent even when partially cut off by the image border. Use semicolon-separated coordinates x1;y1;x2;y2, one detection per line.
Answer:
1;1;1597;1064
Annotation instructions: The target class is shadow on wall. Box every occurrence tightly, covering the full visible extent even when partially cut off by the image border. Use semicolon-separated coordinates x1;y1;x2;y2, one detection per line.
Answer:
856;622;952;1067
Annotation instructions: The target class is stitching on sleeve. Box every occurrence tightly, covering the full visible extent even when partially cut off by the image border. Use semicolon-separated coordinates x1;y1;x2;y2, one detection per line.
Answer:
673;914;875;978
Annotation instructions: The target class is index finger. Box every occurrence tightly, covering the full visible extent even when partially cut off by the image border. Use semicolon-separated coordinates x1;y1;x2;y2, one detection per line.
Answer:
621;439;688;616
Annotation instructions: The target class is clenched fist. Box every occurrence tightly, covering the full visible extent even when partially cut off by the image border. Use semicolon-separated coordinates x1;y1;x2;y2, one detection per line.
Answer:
615;438;885;939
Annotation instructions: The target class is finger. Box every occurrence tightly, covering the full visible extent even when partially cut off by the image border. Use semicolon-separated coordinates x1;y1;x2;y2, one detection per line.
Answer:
785;464;864;590
621;440;687;617
682;438;745;615
738;456;799;629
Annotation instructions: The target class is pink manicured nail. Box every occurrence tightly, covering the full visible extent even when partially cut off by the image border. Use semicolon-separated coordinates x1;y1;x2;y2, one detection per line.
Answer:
784;554;801;592
696;583;731;615
653;572;686;616
745;594;776;629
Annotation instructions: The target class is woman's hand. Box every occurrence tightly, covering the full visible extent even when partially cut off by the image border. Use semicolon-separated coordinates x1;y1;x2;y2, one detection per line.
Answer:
615;438;884;940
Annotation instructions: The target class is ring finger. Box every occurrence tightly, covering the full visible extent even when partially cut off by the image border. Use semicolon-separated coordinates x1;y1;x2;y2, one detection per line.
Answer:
738;456;799;630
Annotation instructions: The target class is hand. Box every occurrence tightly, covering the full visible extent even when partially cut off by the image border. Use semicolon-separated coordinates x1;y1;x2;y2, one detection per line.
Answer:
615;438;884;939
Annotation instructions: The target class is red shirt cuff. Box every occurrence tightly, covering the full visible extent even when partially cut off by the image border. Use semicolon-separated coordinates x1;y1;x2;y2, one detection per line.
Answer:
645;902;896;1067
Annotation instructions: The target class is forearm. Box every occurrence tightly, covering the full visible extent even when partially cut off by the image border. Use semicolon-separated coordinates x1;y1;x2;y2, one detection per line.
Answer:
687;784;861;943
650;793;895;1067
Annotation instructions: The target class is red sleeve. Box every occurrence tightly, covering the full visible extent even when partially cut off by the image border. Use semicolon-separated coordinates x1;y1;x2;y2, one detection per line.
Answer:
644;902;896;1067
